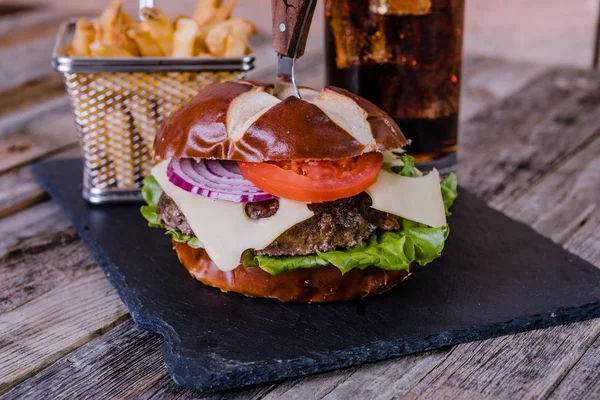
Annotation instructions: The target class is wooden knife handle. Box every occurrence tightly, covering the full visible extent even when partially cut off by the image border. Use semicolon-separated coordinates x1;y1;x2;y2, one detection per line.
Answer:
272;0;317;58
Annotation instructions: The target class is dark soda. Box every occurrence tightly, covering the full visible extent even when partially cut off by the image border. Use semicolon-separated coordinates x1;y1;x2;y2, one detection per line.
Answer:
325;0;464;170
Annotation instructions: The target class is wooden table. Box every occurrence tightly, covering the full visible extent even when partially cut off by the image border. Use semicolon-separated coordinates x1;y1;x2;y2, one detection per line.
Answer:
1;6;600;400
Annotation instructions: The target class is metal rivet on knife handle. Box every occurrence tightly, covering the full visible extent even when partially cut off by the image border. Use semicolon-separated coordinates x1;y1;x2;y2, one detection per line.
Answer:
271;0;318;58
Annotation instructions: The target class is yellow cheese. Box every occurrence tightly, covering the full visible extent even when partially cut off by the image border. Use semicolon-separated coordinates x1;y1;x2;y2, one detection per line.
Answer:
151;160;314;271
366;168;447;228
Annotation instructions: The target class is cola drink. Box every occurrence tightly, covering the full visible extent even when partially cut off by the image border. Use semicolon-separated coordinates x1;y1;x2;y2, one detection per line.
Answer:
325;0;464;172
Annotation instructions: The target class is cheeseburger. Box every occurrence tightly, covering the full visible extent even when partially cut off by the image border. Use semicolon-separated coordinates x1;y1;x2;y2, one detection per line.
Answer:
141;81;457;303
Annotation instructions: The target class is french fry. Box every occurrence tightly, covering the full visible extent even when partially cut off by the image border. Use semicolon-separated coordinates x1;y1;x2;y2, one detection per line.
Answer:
224;17;257;38
98;0;139;55
140;7;174;56
194;33;210;56
205;18;255;55
70;19;95;56
192;0;220;26
211;0;236;24
90;42;134;57
71;1;254;59
224;34;247;57
172;18;200;57
92;20;103;43
127;25;164;56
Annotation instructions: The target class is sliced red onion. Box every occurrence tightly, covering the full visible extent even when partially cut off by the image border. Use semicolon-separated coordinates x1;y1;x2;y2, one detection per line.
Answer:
167;158;276;203
221;161;241;175
187;159;257;191
204;160;242;180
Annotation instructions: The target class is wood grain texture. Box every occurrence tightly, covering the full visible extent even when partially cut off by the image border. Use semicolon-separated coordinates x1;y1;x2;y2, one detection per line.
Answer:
2;320;164;400
0;81;70;138
460;57;547;121
0;37;57;93
0;226;96;314
136;376;274;400
458;69;600;206
0;168;46;219
0;201;70;257
0;145;81;218
564;208;600;274
0;271;128;394
457;68;585;173
504;135;600;245
548;328;600;400
0;8;76;49
0;110;78;173
399;322;600;400
264;352;448;400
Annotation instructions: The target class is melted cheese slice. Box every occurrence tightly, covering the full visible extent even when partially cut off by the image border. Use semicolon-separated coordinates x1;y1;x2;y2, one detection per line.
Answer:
152;160;314;271
367;168;447;228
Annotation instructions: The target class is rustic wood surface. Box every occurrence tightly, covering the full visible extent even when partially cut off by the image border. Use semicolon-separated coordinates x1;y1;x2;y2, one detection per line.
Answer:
0;3;599;400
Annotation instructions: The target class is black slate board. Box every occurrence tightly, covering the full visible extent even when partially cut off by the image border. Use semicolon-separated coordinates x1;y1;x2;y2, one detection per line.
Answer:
33;158;600;393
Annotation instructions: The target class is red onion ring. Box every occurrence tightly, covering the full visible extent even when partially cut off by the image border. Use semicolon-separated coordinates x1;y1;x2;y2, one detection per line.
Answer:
167;158;276;203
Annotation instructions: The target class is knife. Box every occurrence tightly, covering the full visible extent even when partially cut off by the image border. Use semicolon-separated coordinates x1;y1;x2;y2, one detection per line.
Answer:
272;0;318;98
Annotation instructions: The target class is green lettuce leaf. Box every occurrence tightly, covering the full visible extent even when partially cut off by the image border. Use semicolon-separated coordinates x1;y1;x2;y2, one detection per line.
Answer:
393;154;420;177
243;251;329;275
140;176;163;228
441;172;458;215
140;176;204;249
243;218;449;276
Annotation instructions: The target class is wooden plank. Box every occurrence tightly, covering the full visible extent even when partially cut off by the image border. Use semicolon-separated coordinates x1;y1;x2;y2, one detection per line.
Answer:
0;226;96;314
0;271;128;394
263;353;448;400
0;8;77;49
0;81;70;138
458;69;594;178
460;57;547;121
0;201;71;257
504;135;600;244
399;321;600;400
564;208;600;273
0;145;80;219
0;37;58;93
548;324;600;399
0;168;47;219
0;110;78;173
2;320;166;400
136;376;274;400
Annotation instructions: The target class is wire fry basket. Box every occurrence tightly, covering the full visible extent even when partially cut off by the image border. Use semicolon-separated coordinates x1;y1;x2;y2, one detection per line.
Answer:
52;19;254;204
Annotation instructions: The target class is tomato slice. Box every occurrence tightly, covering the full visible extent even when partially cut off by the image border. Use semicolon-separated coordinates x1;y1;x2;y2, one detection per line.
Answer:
238;153;383;203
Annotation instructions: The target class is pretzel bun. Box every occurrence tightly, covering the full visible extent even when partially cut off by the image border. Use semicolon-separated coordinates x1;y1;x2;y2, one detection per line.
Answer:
154;81;408;162
174;241;414;303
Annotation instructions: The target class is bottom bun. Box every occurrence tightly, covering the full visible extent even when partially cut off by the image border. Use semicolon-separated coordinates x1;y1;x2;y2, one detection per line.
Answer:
173;241;414;303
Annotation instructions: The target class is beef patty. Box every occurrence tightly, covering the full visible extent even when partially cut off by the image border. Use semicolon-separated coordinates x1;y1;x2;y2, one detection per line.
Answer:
156;193;399;256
